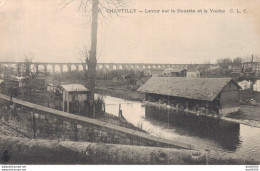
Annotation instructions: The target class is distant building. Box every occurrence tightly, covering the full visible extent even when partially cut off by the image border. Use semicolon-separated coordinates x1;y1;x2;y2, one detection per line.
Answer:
238;80;252;90
143;70;152;76
163;68;186;77
144;69;164;77
137;77;241;116
230;65;242;73
253;80;260;92
208;65;220;71
243;62;260;73
60;84;90;114
47;84;54;92
253;64;260;73
186;65;200;78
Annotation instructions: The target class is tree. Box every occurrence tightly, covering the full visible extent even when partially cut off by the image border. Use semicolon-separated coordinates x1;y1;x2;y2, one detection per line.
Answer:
217;57;232;70
0;0;6;9
20;58;44;101
86;0;99;115
233;57;242;66
60;0;127;117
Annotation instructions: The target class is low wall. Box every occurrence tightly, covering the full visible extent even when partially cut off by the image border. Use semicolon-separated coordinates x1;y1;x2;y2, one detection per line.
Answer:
0;94;191;149
0;135;258;164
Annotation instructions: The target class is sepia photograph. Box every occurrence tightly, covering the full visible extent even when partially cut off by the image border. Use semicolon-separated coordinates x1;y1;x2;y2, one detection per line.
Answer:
0;0;260;169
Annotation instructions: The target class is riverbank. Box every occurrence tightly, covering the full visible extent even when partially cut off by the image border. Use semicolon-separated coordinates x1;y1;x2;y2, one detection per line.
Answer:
239;105;260;122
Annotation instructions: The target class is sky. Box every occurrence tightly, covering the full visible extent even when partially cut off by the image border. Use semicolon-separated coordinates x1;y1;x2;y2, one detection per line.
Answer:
0;0;260;64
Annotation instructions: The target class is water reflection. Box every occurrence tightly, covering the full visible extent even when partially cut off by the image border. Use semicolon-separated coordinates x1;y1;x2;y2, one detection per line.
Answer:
145;105;240;151
100;95;260;159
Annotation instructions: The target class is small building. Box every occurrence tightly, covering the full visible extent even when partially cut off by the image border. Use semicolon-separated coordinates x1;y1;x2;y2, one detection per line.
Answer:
137;77;241;116
253;80;260;92
238;80;252;90
143;69;164;77
47;84;54;92
231;66;242;74
243;61;260;73
208;65;220;71
186;65;200;78
163;68;186;77
143;69;152;76
61;84;90;114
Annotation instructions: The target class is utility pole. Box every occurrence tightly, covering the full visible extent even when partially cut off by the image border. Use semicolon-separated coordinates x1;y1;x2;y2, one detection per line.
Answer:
252;54;254;72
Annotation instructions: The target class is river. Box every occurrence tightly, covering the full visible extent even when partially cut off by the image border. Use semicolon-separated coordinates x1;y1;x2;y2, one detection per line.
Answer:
97;94;260;160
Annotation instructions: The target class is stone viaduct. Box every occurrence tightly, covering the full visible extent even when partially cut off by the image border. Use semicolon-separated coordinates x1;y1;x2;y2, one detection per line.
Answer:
0;62;188;74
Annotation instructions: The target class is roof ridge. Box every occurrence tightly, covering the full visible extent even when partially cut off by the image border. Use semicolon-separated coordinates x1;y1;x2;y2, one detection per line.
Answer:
137;77;237;101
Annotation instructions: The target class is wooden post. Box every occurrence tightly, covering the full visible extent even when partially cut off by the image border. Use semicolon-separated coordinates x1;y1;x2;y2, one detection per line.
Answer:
32;110;36;139
73;123;78;141
119;104;122;118
67;100;69;113
103;102;106;113
206;102;209;114
93;102;96;118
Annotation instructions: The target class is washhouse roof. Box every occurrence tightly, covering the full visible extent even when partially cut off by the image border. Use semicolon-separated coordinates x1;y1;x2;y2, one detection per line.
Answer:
137;77;240;101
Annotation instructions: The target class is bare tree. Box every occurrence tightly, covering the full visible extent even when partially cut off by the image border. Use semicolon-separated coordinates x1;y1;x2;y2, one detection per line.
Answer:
0;0;6;8
59;0;127;117
19;58;45;101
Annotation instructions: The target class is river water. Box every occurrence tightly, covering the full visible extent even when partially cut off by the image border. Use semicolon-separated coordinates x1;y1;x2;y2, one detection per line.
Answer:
98;94;260;160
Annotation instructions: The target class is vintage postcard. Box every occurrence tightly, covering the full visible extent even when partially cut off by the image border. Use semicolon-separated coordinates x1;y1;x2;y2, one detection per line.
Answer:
0;0;260;169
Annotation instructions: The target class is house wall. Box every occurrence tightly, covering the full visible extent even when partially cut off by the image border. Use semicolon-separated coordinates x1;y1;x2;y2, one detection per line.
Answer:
63;91;88;113
219;82;240;115
187;71;200;78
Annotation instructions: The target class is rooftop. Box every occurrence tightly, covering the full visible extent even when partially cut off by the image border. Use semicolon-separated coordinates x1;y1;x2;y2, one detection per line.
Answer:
61;84;89;92
137;77;240;101
163;68;186;73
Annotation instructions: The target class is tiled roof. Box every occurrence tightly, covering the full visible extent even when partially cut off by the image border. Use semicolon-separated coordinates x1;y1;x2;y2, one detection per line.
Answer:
61;84;89;92
137;77;240;101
